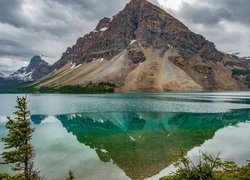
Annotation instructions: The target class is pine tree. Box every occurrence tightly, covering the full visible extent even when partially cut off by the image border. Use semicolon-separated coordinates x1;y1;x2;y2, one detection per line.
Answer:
66;170;75;180
1;96;40;180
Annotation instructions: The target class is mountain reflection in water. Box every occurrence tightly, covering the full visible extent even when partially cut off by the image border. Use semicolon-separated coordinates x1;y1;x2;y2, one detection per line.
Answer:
31;109;250;179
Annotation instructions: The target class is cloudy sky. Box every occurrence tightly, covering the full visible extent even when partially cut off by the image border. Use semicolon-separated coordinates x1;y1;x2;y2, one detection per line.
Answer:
0;0;249;74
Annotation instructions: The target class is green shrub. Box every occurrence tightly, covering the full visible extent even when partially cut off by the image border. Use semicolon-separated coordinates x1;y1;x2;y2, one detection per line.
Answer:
162;148;250;180
232;69;250;76
1;82;116;94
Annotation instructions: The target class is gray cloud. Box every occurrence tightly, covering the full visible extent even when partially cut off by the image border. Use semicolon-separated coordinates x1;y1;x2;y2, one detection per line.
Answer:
0;0;23;27
174;0;250;26
178;3;232;25
159;0;250;56
0;0;128;74
0;0;250;74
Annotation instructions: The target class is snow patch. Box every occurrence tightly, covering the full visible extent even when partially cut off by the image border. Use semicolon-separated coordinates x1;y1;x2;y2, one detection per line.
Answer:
100;149;108;153
70;63;76;69
130;40;136;45
70;63;82;69
75;64;82;69
167;44;173;48
100;27;108;32
92;117;104;124
10;71;33;81
242;56;250;60
67;114;77;120
0;72;6;77
129;136;136;141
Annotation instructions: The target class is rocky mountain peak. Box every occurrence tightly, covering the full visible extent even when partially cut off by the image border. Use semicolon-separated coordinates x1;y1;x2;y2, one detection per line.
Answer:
53;0;193;70
26;55;49;73
95;17;111;30
0;72;6;77
9;55;51;81
125;0;148;9
40;0;249;92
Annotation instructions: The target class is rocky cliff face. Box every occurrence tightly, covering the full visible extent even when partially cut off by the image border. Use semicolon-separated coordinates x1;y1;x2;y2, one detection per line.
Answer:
37;0;249;92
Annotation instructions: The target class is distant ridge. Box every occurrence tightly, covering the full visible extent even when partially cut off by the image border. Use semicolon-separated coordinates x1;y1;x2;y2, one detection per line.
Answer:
9;55;51;82
0;55;51;89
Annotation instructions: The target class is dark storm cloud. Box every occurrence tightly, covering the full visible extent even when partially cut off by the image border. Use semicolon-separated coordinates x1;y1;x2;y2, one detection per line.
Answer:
50;0;127;20
0;0;23;27
176;0;250;26
0;0;250;74
0;39;34;57
178;3;232;25
0;0;128;73
215;0;250;25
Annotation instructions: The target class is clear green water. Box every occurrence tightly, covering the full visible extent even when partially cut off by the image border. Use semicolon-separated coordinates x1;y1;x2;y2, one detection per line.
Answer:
0;92;250;180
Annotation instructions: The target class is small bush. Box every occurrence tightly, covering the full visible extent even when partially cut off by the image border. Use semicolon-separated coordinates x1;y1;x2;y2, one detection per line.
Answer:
162;148;250;180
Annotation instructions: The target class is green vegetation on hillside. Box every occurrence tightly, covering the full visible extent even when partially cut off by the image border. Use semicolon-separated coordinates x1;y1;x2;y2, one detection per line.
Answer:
36;82;116;93
232;69;250;76
0;82;116;94
232;69;250;87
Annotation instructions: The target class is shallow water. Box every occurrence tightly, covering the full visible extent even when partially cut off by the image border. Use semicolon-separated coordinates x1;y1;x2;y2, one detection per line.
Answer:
0;92;250;179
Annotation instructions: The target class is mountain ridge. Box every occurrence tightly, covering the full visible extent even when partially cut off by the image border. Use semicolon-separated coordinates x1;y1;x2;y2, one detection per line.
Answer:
0;55;51;89
0;72;6;77
9;55;51;82
33;0;249;92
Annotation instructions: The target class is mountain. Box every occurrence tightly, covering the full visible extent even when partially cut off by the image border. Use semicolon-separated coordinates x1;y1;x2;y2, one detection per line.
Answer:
242;56;250;61
9;55;51;82
0;72;6;78
0;55;51;89
34;0;249;92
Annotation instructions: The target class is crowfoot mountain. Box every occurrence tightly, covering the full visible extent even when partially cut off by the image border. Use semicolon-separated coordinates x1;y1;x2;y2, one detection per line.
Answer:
0;55;51;89
33;0;249;92
9;55;51;82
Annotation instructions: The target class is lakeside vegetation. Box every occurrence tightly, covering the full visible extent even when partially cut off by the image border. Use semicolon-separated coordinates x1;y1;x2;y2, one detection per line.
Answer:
162;148;250;180
232;69;250;87
0;96;41;180
0;82;116;94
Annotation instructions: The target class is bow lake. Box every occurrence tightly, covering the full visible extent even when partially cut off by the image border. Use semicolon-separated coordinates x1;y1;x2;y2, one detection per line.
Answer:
0;92;250;179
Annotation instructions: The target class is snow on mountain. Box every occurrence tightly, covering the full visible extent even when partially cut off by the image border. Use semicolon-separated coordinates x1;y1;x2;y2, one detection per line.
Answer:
9;67;34;81
242;56;250;61
0;72;6;78
8;55;52;82
228;51;241;56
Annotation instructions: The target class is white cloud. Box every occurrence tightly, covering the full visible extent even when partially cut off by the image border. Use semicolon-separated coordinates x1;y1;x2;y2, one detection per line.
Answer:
0;57;28;74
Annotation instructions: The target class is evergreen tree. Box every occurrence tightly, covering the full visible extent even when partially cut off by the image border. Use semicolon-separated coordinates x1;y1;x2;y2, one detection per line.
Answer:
66;170;75;180
1;96;40;180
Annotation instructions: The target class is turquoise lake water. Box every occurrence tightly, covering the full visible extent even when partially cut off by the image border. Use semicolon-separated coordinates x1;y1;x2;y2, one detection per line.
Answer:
0;92;250;179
